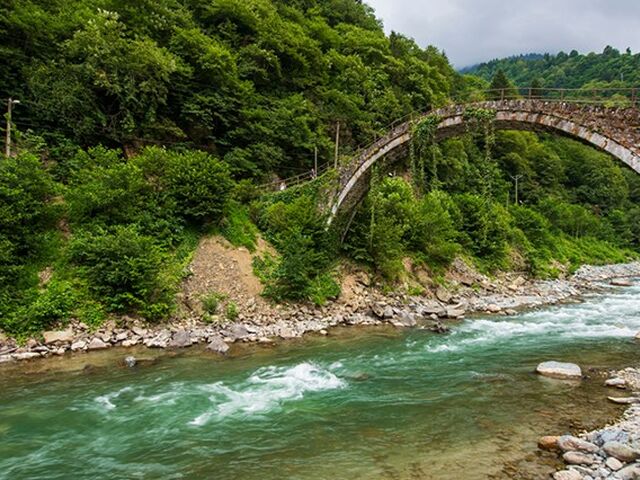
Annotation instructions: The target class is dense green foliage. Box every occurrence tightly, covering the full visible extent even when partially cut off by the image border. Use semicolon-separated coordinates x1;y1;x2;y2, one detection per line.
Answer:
1;0;639;338
466;47;640;90
1;0;455;179
343;130;639;279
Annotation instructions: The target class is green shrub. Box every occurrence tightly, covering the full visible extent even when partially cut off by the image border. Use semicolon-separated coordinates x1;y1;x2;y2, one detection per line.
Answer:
201;291;227;314
69;226;173;319
225;301;239;321
221;201;258;251
453;193;510;268
255;193;339;304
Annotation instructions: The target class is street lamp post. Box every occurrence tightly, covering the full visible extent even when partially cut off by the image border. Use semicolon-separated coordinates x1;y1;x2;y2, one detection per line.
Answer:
5;98;20;158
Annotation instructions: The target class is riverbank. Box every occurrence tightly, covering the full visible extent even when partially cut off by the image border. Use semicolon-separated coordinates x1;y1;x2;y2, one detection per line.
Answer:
1;261;639;364
545;367;640;480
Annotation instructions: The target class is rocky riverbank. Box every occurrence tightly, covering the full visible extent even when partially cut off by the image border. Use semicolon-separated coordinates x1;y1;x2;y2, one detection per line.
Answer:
1;261;639;364
543;367;640;480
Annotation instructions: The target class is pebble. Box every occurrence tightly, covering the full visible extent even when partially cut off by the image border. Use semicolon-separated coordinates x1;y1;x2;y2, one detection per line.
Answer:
605;456;623;471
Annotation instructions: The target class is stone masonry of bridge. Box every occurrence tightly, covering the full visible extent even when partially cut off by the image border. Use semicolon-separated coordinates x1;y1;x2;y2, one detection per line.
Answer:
328;99;640;226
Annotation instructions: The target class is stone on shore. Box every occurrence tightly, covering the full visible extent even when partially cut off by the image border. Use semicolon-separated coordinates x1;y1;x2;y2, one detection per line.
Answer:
144;330;171;348
43;329;74;345
562;451;596;465
207;336;229;355
553;470;582;480
610;279;633;287
71;340;87;351
602;441;640;463
536;362;582;380
608;396;640;405
538;436;560;451
12;352;40;361
605;456;623;471
557;435;599;453
87;338;108;350
605;377;627;388
168;330;192;348
615;464;640;480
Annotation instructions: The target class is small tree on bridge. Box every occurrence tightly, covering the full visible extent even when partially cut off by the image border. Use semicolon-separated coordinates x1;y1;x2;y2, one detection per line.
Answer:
488;69;518;100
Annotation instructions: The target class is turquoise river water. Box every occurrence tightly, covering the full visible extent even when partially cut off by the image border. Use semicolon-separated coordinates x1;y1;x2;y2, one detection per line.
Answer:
1;282;640;480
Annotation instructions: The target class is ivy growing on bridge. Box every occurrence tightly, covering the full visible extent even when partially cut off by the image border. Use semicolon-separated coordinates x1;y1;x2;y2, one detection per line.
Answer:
409;114;442;193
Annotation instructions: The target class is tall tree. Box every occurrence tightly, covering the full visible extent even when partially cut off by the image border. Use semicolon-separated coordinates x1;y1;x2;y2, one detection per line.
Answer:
488;69;517;100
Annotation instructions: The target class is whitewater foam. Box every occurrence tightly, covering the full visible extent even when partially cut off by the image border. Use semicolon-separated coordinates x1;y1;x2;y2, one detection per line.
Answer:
189;362;345;426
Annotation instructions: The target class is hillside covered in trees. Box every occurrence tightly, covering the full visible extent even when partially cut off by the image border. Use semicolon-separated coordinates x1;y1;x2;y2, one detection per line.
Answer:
1;0;639;339
466;47;640;90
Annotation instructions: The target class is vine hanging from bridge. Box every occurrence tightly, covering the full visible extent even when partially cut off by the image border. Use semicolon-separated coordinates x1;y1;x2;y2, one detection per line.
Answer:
463;107;498;198
409;114;442;193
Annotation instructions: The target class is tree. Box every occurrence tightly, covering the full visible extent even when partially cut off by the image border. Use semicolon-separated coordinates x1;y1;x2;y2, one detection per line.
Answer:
488;69;518;100
530;78;543;98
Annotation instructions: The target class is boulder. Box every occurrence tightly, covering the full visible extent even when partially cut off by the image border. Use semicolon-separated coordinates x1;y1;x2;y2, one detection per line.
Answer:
562;451;596;465
602;441;640;463
87;338;108;351
168;330;192;348
538;436;560;451
123;356;137;368
605;378;627;388
615;464;640;480
445;307;465;319
131;326;147;337
43;329;74;345
557;435;599;453
12;352;41;361
121;339;139;348
605;456;623;472
553;470;582;480
435;287;452;304
536;361;582;379
70;340;87;351
0;354;15;363
145;330;171;348
207;336;230;355
220;323;249;342
486;304;502;313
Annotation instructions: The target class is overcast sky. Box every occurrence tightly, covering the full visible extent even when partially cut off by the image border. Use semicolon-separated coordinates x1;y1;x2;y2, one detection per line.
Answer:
366;0;640;68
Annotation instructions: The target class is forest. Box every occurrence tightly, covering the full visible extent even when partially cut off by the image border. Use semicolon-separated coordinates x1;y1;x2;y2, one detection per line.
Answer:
1;0;639;338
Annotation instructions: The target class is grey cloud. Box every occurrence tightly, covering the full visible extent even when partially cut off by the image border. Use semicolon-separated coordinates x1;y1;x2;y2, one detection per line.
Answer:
365;0;640;67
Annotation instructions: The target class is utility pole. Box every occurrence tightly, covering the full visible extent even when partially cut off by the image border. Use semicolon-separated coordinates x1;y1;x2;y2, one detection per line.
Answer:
314;146;318;177
5;98;20;158
334;121;340;169
510;174;523;205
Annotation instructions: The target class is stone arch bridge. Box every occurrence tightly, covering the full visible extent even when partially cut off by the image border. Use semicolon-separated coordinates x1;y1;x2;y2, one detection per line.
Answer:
328;95;640;227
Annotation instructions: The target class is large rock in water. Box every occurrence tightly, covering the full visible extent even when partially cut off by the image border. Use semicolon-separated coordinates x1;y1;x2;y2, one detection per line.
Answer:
536;361;582;379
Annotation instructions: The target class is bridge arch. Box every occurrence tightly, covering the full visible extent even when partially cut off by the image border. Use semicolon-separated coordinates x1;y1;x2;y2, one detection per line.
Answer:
328;99;640;225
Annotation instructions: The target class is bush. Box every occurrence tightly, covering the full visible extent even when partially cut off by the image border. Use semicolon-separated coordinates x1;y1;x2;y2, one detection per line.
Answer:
453;193;511;267
69;226;174;319
225;301;239;321
1;279;76;337
221;201;258;251
201;291;226;314
163;149;234;224
256;194;339;304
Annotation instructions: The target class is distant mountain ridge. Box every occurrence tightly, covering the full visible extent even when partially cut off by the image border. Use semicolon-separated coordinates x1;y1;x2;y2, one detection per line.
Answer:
462;47;640;89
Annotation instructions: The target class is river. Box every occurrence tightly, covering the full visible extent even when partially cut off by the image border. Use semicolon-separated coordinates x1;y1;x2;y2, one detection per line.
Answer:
1;282;639;479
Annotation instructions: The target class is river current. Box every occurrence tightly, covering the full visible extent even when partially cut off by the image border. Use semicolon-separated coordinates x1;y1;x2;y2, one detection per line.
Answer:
1;282;639;479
